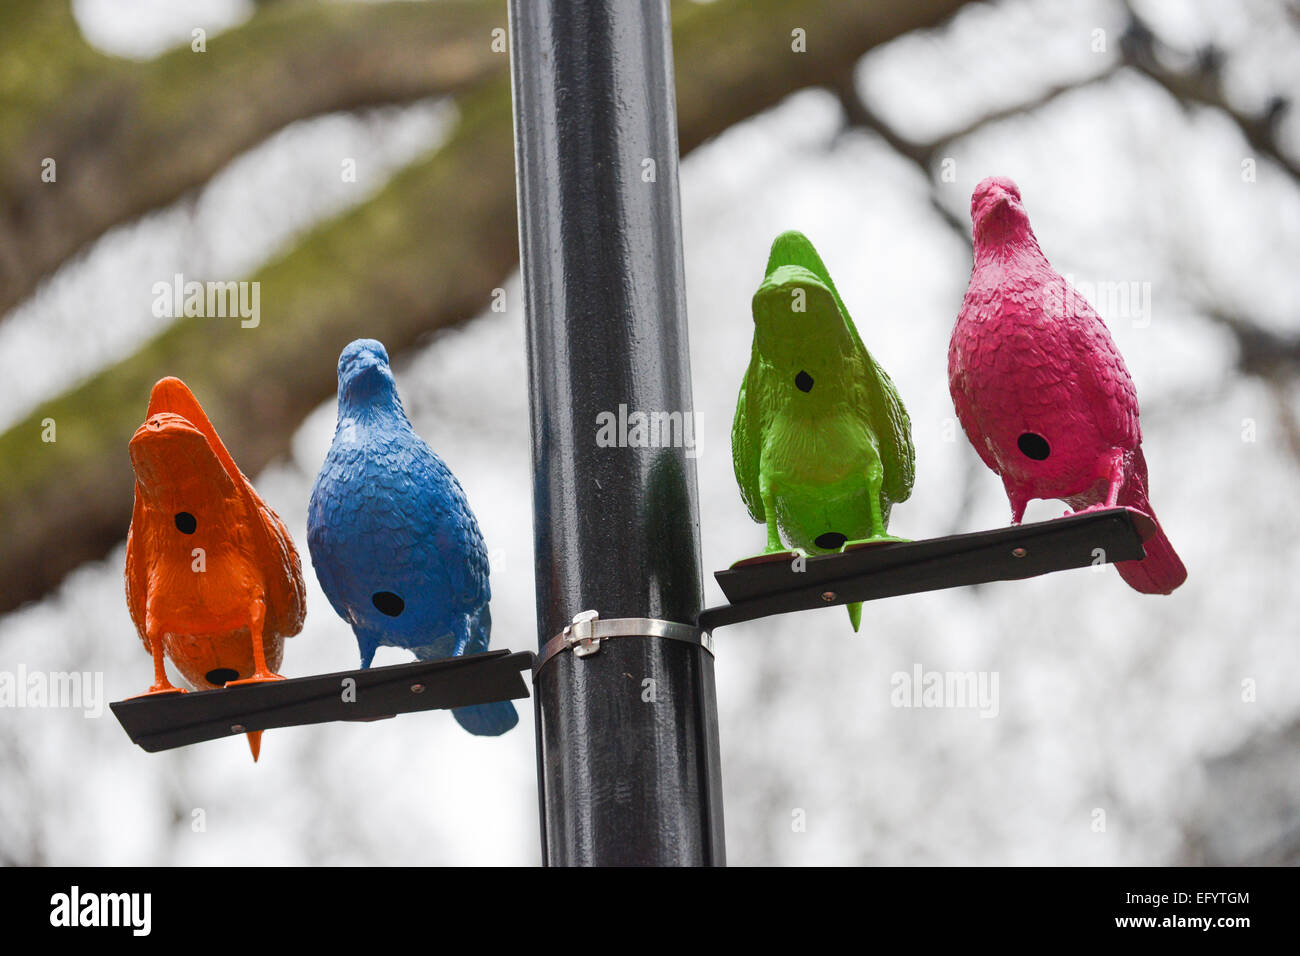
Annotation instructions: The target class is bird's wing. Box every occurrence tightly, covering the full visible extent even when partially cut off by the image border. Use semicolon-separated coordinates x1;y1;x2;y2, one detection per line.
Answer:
246;486;308;640
461;603;492;657
788;236;916;506
124;493;151;653
305;487;363;627
947;338;1003;474
1061;292;1141;449
408;444;490;611
854;350;916;505
731;351;767;524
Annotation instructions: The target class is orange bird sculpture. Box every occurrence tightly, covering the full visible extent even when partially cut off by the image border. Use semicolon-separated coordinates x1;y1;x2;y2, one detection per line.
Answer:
125;377;306;760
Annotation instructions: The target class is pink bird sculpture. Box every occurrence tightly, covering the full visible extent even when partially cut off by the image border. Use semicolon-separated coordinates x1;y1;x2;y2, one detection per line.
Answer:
948;176;1186;594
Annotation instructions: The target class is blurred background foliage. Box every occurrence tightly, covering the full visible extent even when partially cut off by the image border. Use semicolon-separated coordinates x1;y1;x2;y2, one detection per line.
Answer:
0;0;1297;864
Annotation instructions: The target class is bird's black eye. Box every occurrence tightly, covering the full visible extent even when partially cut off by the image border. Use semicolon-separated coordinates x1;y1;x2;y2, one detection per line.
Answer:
795;370;814;393
1017;433;1050;461
372;591;405;617
174;512;197;534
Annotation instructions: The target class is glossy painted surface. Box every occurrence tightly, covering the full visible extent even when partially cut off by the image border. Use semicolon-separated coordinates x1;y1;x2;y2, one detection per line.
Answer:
732;230;916;630
509;0;724;864
307;339;517;736
949;176;1186;594
125;377;306;760
702;507;1148;631
111;652;533;753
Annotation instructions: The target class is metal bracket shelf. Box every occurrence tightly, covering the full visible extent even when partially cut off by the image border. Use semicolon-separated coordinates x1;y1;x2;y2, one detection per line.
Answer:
109;510;1150;753
698;508;1152;632
109;650;534;753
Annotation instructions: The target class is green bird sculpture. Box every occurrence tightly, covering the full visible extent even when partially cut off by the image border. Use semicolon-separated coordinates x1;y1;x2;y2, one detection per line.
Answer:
731;230;915;631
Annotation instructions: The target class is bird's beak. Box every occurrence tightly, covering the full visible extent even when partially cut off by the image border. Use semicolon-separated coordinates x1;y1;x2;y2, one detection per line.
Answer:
976;189;1024;230
129;413;234;504
340;353;396;402
751;265;852;362
352;356;391;382
993;191;1021;211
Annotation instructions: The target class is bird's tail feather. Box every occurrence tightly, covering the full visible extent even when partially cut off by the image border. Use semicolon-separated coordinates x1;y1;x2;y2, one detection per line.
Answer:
453;701;518;737
847;601;862;632
1115;449;1186;595
247;731;263;762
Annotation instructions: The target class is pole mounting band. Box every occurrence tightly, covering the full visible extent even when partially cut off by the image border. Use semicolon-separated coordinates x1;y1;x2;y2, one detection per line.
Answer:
534;610;714;674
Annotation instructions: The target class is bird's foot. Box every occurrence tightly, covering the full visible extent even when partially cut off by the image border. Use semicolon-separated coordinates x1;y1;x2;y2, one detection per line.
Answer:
224;670;286;688
841;534;909;553
129;682;187;699
1067;504;1116;516
730;548;804;569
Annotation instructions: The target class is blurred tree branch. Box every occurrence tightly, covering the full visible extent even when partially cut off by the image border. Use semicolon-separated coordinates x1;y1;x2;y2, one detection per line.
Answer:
1116;4;1300;462
834;4;1300;500
837;5;1300;402
1178;718;1300;865
0;0;971;614
0;0;507;317
1118;1;1298;186
834;64;1123;241
834;58;1126;535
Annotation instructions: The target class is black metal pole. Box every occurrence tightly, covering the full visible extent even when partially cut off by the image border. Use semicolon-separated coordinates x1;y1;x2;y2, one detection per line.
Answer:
507;0;724;865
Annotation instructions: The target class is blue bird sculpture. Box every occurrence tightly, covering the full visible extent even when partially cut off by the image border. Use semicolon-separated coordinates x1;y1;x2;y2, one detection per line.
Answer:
307;339;517;736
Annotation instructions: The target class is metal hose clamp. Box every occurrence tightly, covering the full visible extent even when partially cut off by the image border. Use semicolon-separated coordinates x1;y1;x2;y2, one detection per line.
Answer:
534;610;714;674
